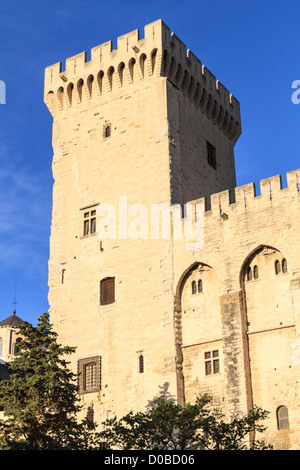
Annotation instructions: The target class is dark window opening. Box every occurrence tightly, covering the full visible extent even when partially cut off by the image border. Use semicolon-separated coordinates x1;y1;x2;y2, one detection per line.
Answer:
100;277;115;305
139;355;144;373
207;141;217;169
103;123;111;138
246;266;252;281
282;259;288;273
86;406;94;429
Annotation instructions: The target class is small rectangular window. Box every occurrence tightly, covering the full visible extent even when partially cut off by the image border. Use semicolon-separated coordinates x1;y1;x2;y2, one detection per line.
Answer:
205;350;220;375
100;277;115;305
82;208;97;236
206;141;217;169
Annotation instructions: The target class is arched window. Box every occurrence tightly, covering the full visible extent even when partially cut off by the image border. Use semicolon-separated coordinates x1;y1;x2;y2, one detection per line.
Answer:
246;266;252;281
77;79;84;102
67;82;73;105
139;54;146;78
192;281;197;295
139;355;144;373
277;406;289;430
151;49;157;74
175;64;183;87
62;268;66;284
87;74;94;97
14;338;22;355
253;265;259;279
275;260;281;275
198;279;203;293
118;62;125;86
129;58;136;82
57;86;64;109
103;121;111;139
107;67;114;90
282;259;288;273
97;71;104;94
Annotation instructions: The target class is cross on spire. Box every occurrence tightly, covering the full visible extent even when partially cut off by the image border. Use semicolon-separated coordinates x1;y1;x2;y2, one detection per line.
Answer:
12;282;18;314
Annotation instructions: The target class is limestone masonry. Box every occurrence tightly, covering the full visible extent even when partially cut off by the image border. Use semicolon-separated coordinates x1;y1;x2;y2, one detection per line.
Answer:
44;20;300;449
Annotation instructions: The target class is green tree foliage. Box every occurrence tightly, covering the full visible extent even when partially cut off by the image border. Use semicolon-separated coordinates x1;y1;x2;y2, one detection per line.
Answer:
0;312;272;450
0;313;100;450
99;395;273;450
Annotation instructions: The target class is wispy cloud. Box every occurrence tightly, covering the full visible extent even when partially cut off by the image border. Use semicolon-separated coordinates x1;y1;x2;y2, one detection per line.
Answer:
0;137;51;278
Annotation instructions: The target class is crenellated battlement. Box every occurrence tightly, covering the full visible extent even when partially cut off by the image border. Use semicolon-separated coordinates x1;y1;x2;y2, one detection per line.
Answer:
184;169;300;226
44;20;241;142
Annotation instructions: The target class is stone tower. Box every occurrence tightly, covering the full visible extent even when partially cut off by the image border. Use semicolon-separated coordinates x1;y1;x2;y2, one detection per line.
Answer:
45;21;300;450
44;19;241;423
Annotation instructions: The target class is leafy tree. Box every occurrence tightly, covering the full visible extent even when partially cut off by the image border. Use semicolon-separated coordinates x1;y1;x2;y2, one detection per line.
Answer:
0;312;101;450
99;395;273;450
0;312;272;451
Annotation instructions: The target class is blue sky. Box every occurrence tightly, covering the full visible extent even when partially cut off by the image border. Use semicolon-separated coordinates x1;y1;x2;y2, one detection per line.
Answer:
0;0;299;325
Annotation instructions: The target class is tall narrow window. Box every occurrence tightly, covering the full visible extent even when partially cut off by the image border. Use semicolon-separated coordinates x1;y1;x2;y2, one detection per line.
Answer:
129;58;136;82
14;338;22;355
77;79;84;102
192;280;197;295
100;277;115;305
253;265;259;279
84;362;97;391
97;71;104;94
87;74;94;98
139;355;144;373
86;406;94;429
107;67;114;91
103;122;111;138
139;54;146;78
67;82;74;105
275;260;281;275
207;141;217;169
118;62;125;85
57;87;64;109
151;49;157;74
198;279;203;293
62;268;66;284
282;259;288;273
277;406;289;430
